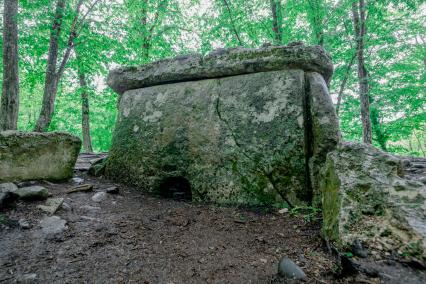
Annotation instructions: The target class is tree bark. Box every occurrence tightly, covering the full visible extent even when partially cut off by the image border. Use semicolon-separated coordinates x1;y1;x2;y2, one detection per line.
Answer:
352;0;372;144
34;0;85;132
1;0;20;131
34;0;66;132
77;65;93;153
270;0;283;44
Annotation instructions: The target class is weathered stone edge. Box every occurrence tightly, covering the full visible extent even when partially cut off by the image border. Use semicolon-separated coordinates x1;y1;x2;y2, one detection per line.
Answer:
108;43;333;94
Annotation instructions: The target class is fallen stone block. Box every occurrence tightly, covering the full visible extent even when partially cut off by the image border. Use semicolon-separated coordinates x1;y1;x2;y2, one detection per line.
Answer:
321;142;426;261
0;131;81;182
37;197;64;214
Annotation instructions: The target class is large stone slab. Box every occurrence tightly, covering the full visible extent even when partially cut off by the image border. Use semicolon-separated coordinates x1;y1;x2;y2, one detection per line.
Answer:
0;131;81;182
108;43;333;95
321;142;426;260
106;70;309;205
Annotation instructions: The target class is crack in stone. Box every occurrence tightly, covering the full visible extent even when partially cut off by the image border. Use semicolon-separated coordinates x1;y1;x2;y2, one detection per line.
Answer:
214;79;295;208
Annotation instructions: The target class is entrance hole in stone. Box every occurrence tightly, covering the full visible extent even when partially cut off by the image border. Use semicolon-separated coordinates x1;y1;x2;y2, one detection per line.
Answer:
158;177;192;201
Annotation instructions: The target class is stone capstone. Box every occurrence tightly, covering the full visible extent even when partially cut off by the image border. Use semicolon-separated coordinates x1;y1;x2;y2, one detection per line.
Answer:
0;131;81;182
106;44;339;206
321;142;426;260
108;43;333;95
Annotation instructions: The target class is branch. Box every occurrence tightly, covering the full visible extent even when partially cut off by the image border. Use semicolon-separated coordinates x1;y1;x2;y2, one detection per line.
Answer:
222;0;243;46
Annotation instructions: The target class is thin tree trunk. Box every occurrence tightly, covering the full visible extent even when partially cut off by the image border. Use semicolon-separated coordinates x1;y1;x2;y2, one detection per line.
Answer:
34;0;66;132
1;0;19;131
77;65;93;153
270;0;283;44
336;53;356;115
352;0;372;144
222;0;243;46
34;0;85;132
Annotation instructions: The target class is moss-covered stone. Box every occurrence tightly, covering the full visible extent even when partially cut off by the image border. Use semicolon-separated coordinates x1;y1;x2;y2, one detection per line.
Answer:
0;131;81;182
106;70;309;205
321;142;426;260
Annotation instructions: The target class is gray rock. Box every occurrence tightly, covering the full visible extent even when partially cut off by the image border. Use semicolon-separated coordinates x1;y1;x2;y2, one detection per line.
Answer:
91;191;107;203
71;177;84;185
80;205;101;212
321;142;426;259
40;216;67;235
0;182;18;193
0;131;81;182
108;43;333;94
352;239;368;258
18;273;37;282
12;185;49;201
61;202;72;211
0;192;19;209
37;197;64;214
106;186;119;194
18;219;31;229
278;257;306;279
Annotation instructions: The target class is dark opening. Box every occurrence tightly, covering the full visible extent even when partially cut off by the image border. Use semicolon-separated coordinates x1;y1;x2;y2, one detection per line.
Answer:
158;177;192;201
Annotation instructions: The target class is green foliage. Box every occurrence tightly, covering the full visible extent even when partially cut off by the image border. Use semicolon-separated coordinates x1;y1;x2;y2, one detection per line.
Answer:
0;0;424;155
290;205;322;222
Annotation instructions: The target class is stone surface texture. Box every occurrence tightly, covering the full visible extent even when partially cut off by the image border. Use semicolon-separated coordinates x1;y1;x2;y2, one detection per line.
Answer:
0;131;81;182
106;44;339;206
321;142;426;260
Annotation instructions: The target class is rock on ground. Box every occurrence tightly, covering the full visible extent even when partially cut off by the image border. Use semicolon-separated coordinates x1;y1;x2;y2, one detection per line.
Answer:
40;216;67;235
8;185;49;201
321;142;426;261
37;197;64;214
92;192;108;203
278;257;307;279
0;131;81;182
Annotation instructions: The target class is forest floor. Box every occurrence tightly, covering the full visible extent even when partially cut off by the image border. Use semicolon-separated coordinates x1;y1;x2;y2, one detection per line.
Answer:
0;155;425;283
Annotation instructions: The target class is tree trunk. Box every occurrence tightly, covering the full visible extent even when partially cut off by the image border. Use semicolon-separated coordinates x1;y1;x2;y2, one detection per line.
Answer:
34;0;66;132
1;0;20;131
34;0;85;132
270;0;283;44
77;67;93;153
352;0;372;144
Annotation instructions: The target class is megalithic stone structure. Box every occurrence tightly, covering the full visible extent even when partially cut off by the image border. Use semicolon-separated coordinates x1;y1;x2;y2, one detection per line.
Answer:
106;43;340;206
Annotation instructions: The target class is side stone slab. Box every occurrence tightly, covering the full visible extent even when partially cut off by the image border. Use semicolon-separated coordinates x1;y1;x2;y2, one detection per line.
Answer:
321;142;426;260
0;131;81;182
106;70;309;205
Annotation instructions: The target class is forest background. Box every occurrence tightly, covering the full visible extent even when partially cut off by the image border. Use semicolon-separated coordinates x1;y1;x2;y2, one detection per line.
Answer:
0;0;425;156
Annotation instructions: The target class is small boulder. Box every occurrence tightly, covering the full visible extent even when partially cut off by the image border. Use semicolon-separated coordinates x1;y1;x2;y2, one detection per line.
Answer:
92;191;107;203
0;182;18;193
106;186;119;194
37;197;64;214
40;216;67;235
0;192;19;209
18;219;31;229
278;257;307;279
13;185;49;201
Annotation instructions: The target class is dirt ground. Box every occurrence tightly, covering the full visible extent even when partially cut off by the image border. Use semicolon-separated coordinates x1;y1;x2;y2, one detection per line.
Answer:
1;165;425;283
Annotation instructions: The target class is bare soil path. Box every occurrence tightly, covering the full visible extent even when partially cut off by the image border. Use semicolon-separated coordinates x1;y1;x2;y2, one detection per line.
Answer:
0;154;425;283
